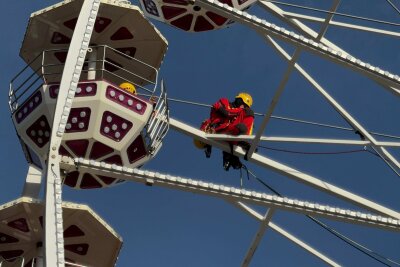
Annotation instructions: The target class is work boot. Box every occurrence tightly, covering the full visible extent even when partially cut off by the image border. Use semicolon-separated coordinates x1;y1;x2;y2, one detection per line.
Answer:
231;156;242;169
205;145;212;158
222;151;232;171
223;160;231;171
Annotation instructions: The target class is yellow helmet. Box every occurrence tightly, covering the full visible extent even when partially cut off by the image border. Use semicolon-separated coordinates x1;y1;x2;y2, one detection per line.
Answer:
235;92;253;107
119;82;136;94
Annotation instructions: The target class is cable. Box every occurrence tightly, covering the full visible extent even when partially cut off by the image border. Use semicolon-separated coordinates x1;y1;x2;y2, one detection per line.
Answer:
267;115;400;140
153;93;400;174
257;144;400;178
386;0;400;16
307;216;399;267
161;95;400;141
257;145;366;155
50;163;58;179
241;164;400;266
268;114;354;132
167;97;212;108
367;147;400;178
267;1;400;27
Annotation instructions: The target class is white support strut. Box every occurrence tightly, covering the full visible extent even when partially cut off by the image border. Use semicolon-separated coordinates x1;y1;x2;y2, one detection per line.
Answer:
257;0;400;104
262;35;400;172
44;0;100;266
59;158;400;231
169;118;400;220
253;0;400;172
194;0;400;96
241;208;275;267
206;134;400;148
246;0;340;158
232;201;340;267
22;164;43;198
281;12;400;38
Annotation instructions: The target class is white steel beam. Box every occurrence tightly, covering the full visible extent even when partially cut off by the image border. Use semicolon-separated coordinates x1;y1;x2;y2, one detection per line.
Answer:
59;157;400;231
232;201;340;267
255;1;400;171
263;35;400;172
207;134;400;147
194;0;400;95
247;0;340;158
246;49;301;157
44;0;100;266
257;1;342;51
170;118;400;219
242;208;275;267
282;12;400;38
257;0;400;98
22;164;43;198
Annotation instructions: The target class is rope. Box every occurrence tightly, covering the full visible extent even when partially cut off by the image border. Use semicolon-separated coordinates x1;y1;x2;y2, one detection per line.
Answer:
257;145;400;178
241;164;400;266
367;147;400;177
386;0;400;16
257;145;367;155
161;95;400;141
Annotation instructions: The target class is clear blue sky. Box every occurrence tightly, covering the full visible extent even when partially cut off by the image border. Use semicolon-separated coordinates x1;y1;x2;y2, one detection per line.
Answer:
0;0;399;266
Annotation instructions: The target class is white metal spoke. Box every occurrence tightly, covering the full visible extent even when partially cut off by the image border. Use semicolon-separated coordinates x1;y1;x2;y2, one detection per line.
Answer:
263;35;400;172
242;208;275;267
258;1;343;51
282;12;400;38
314;0;341;40
22;164;43;198
247;0;340;158
44;0;100;266
247;49;302;157
194;0;400;95
232;201;340;267
59;158;400;231
170;118;400;219
207;134;400;147
257;0;400;99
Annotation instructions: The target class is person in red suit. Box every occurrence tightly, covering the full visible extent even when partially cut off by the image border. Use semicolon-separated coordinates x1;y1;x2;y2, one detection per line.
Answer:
196;92;254;170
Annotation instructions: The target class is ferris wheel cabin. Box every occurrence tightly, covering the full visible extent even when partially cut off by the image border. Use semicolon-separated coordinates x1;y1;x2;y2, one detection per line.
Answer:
0;197;122;266
9;0;169;189
139;0;257;32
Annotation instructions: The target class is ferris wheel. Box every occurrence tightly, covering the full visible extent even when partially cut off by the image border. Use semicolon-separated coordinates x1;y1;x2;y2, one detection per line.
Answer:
1;0;399;266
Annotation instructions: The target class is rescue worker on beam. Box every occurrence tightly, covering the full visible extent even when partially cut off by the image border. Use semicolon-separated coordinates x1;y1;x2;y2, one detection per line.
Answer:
195;92;254;171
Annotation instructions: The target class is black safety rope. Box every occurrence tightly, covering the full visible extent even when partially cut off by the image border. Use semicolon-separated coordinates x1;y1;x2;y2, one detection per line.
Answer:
240;164;400;267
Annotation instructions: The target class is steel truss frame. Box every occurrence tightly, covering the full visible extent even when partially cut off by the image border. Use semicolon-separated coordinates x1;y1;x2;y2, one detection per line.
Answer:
42;0;100;266
57;156;399;266
170;0;400;265
24;0;399;266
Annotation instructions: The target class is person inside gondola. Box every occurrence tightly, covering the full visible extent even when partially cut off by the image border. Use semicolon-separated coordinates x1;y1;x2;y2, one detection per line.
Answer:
119;82;136;94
